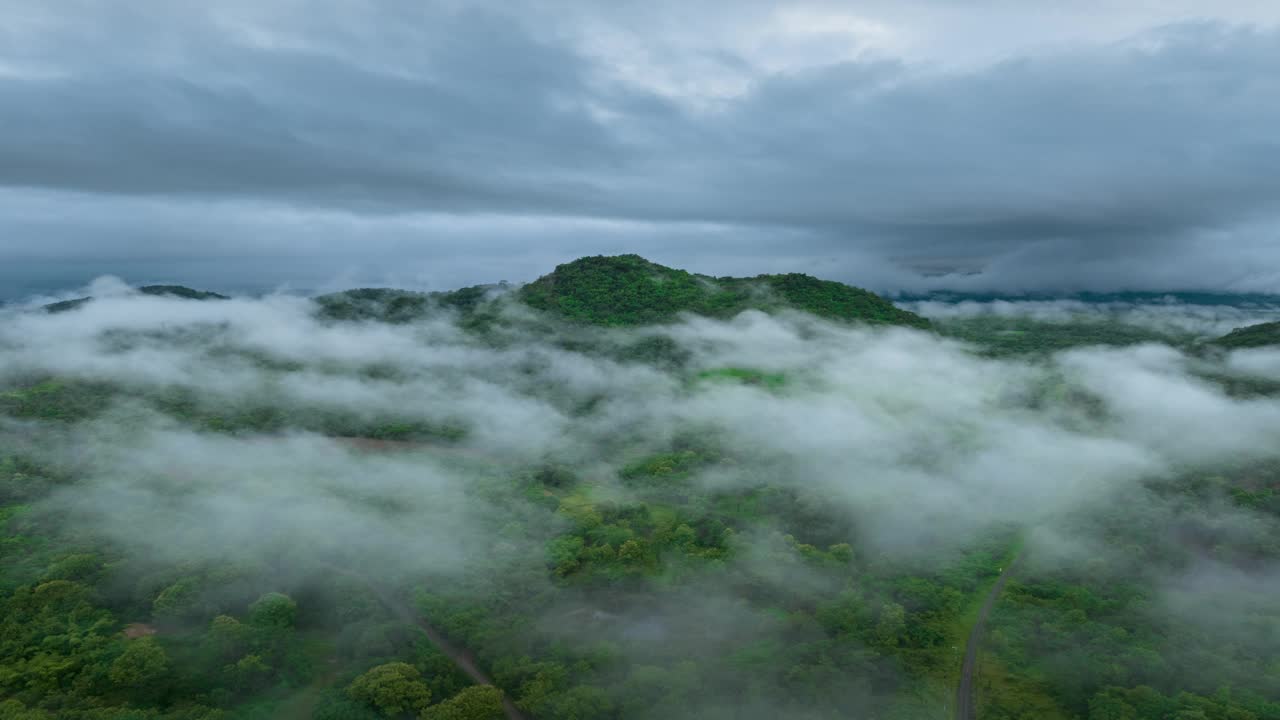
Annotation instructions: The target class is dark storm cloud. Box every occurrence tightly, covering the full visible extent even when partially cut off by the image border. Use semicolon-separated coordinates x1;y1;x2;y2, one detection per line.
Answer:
679;23;1280;268
1;1;1279;294
0;4;630;213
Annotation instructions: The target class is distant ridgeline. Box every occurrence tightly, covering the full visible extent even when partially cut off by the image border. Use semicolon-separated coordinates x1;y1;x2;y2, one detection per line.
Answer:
903;289;1280;355
43;285;229;313
899;289;1280;308
316;255;929;328
34;266;1280;349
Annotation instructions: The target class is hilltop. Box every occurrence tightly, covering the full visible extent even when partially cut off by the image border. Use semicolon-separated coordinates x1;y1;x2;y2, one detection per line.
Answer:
518;254;929;328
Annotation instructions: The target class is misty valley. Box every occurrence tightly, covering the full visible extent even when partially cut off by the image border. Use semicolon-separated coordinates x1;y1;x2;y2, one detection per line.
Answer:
3;255;1280;720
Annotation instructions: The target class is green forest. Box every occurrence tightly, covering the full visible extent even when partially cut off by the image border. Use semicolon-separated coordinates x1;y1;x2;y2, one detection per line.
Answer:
3;257;1280;720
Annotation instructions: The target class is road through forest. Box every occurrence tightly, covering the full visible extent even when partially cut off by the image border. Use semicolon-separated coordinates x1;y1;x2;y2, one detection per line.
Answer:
954;557;1020;720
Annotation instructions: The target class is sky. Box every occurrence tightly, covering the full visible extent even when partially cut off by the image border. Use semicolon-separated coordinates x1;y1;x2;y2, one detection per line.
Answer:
2;0;1279;298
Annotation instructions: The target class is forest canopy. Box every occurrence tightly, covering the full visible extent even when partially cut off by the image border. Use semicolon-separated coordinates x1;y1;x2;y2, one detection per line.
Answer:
2;261;1280;720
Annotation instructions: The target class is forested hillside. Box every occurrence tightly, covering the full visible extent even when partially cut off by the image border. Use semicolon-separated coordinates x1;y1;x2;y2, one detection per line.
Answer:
518;255;930;328
2;270;1279;720
1212;320;1280;349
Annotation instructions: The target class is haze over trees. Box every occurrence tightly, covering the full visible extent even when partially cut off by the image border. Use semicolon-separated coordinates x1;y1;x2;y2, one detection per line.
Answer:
2;257;1280;719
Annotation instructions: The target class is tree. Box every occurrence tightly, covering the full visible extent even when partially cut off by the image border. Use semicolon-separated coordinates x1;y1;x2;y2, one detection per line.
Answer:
225;654;272;692
618;539;652;567
153;577;203;620
420;685;506;720
540;685;614;720
827;543;854;564
0;699;55;719
205;615;250;660
1089;692;1138;720
347;663;432;717
109;637;170;688
546;536;585;577
40;553;101;583
872;602;906;648
313;692;383;720
671;524;697;551
248;592;297;630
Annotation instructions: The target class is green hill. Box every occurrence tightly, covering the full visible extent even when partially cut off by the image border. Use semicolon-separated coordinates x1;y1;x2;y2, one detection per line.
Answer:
1211;321;1280;349
43;285;228;313
137;285;229;301
518;254;929;328
314;284;502;323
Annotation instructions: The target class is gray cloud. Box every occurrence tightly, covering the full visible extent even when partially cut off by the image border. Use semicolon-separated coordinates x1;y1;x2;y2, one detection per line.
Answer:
0;5;623;210
1;2;1279;294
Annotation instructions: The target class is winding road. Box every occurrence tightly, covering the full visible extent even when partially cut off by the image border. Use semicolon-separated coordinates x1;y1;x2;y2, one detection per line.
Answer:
954;557;1019;720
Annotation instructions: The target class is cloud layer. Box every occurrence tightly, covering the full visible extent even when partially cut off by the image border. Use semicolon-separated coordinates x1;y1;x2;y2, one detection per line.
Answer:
4;282;1280;563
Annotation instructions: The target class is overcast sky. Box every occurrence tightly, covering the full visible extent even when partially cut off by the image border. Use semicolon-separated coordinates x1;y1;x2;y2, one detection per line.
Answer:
2;0;1279;298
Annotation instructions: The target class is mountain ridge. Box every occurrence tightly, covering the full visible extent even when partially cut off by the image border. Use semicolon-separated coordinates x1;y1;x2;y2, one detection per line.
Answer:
311;255;929;329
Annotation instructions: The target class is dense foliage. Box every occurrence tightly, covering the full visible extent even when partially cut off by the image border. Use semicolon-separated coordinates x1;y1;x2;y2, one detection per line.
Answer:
0;390;1014;719
0;444;503;720
980;466;1280;720
313;286;504;325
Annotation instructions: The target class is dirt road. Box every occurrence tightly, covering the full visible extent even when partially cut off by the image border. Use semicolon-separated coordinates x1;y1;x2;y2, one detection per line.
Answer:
955;558;1019;720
